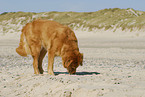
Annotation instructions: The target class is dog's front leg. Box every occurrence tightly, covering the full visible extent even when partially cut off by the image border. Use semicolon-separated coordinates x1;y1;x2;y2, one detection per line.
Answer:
47;51;55;75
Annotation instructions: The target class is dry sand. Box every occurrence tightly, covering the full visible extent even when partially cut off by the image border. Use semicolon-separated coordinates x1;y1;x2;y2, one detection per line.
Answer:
0;31;145;97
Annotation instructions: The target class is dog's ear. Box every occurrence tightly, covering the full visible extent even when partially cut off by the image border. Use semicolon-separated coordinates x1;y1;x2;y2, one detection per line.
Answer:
78;53;83;66
64;60;73;68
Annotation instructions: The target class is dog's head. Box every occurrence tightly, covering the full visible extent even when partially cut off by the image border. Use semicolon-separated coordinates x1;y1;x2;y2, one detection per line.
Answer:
64;53;83;74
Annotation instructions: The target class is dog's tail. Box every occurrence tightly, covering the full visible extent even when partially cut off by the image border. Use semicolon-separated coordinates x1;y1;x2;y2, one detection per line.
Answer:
16;24;31;56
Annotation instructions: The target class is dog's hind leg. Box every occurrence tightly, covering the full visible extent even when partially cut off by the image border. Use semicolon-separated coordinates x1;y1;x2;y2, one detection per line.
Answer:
28;41;41;74
38;47;47;74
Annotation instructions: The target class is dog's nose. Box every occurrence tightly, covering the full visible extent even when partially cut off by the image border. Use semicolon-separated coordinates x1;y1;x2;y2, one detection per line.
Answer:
69;71;76;75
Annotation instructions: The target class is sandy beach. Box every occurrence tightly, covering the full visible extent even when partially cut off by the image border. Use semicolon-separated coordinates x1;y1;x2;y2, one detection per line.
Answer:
0;31;145;97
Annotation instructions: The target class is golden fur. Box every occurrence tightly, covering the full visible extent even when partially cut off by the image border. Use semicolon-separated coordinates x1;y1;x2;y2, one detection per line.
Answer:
16;19;83;75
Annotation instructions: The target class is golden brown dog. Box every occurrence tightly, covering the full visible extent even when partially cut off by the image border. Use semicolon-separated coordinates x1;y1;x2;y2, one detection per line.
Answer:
16;19;83;75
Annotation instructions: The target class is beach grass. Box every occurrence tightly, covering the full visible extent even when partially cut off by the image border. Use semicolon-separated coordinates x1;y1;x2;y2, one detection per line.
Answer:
0;8;145;33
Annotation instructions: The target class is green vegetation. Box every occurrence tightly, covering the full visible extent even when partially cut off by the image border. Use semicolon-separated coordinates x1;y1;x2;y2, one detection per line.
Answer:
0;8;145;33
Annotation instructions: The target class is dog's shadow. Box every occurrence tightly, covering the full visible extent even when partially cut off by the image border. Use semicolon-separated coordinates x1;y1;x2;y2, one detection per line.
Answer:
54;71;100;75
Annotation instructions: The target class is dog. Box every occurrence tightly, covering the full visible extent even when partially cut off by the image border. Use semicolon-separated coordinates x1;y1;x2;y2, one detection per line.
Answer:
16;19;83;75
